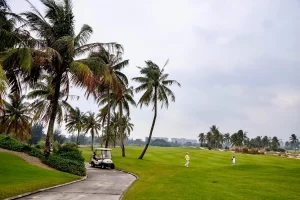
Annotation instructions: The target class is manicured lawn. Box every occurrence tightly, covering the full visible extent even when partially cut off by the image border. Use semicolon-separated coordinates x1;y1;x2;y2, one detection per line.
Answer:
0;152;79;199
81;146;300;200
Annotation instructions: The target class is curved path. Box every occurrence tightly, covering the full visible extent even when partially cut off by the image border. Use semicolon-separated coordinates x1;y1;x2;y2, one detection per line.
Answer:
18;163;136;200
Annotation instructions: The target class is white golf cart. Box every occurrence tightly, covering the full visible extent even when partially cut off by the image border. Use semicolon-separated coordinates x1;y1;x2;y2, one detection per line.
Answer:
90;148;115;169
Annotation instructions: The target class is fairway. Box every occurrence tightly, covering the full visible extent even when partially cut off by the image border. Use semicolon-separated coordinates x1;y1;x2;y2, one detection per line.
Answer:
0;152;79;199
81;147;300;200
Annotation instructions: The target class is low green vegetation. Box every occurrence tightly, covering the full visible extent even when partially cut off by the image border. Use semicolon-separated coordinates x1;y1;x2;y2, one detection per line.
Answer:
81;146;300;200
0;135;86;176
0;152;79;199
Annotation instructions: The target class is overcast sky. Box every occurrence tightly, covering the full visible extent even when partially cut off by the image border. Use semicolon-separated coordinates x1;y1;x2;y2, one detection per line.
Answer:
10;0;300;141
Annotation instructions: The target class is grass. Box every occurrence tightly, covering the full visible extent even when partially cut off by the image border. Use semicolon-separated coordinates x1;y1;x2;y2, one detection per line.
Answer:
0;152;79;199
81;146;300;200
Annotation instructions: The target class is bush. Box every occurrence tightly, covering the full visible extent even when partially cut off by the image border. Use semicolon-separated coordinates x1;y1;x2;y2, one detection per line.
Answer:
28;147;44;159
37;140;45;150
278;148;286;152
248;149;259;154
225;146;229;150
0;135;26;151
265;148;270;152
242;147;249;153
55;144;84;162
208;146;212;150
44;154;86;176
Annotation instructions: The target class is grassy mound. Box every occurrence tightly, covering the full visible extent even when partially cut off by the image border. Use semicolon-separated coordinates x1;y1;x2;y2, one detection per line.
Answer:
81;146;300;200
0;152;79;199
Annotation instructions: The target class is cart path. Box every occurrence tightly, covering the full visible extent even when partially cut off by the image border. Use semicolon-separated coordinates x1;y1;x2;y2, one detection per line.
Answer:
18;163;137;200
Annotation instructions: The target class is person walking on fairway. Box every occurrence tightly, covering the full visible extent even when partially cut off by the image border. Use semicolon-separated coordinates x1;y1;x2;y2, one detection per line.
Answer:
185;152;190;167
232;156;236;165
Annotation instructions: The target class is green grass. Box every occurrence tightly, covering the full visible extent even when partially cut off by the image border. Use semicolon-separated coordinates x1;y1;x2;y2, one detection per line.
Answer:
81;146;300;200
0;152;79;199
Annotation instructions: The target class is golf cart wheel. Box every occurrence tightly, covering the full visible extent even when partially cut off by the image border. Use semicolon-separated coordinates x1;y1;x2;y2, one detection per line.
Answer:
100;164;104;169
111;164;115;169
91;162;95;167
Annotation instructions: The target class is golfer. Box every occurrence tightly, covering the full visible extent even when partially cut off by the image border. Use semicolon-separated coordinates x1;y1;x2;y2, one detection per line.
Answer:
232;156;236;165
185;152;190;167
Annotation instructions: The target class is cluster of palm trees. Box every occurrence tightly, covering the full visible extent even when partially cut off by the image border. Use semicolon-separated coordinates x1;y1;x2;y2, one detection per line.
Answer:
198;125;299;152
0;0;180;159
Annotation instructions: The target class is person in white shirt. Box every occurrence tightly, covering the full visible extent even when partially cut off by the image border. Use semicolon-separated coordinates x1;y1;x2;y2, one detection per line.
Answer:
232;156;236;165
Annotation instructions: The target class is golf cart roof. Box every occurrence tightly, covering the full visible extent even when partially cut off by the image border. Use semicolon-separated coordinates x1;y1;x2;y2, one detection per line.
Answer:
95;148;112;151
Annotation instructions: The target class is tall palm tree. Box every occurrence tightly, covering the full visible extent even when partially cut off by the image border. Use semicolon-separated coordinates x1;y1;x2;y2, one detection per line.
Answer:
84;111;101;150
290;134;298;153
27;75;74;125
210;125;220;148
87;49;129;148
65;107;86;145
0;93;32;140
0;0;122;157
198;133;205;147
206;132;213;148
98;86;136;155
224;133;231;147
133;60;181;159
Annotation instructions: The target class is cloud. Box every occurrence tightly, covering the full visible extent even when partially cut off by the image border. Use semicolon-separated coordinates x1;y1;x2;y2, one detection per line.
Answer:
8;0;300;141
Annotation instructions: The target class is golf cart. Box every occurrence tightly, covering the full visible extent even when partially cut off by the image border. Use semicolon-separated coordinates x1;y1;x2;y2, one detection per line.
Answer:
90;148;115;169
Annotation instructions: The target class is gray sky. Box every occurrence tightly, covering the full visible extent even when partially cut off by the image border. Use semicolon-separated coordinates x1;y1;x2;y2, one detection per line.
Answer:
10;0;300;141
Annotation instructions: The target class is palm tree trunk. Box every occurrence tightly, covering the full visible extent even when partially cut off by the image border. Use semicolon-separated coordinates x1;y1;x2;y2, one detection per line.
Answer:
91;130;94;151
105;85;110;148
44;74;61;158
138;87;157;159
76;129;80;145
119;103;126;157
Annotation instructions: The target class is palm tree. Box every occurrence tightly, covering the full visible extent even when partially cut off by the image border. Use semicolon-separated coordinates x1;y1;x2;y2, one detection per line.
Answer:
98;86;136;155
262;135;269;149
206;132;213;148
210;125;220;148
87;49;129;148
290;134;298;153
133;60;180;159
0;93;32;141
198;133;205;147
0;0;122;157
27;75;74;125
84;111;101;150
271;136;280;151
236;130;248;149
224;133;230;147
65;107;86;145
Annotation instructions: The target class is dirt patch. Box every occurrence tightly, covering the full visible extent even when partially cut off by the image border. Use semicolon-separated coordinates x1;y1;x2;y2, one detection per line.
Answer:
0;148;54;170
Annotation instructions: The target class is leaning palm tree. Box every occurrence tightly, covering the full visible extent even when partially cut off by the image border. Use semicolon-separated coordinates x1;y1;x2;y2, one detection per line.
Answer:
133;60;181;159
198;133;205;147
84;111;101;150
27;75;75;125
87;49;129;148
65;107;86;145
0;0;122;157
0;93;32;141
290;134;299;153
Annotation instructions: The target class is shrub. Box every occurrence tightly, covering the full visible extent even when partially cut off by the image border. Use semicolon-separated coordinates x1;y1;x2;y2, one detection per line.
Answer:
208;146;212;150
37;140;45;150
28;147;44;159
44;154;86;176
248;149;259;154
242;147;249;153
234;148;240;153
0;135;26;152
265;148;270;152
225;146;229;150
278;148;286;153
55;144;84;162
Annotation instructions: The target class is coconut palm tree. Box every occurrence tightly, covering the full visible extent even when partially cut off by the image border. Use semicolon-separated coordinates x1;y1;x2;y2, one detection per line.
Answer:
84;111;101;150
0;0;122;157
206;132;213;148
210;125;220;148
223;133;231;147
262;135;269;149
133;60;181;159
0;93;32;140
87;49;129;148
290;134;298;153
65;107;86;145
98;86;136;155
198;133;205;147
27;75;75;125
